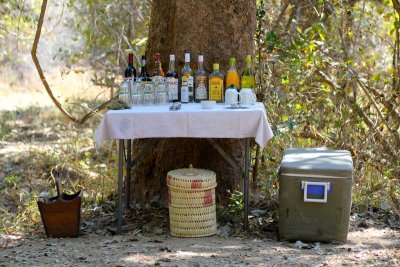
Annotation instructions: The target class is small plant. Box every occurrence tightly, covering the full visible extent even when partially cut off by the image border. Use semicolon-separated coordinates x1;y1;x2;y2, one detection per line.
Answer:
4;174;21;188
227;190;244;216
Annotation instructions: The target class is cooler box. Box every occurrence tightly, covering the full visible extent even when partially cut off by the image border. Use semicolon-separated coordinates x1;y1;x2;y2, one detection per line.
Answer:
278;148;353;243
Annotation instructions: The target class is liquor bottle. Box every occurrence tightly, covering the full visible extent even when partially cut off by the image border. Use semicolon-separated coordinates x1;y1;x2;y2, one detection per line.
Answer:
241;55;255;89
138;55;151;82
181;75;189;103
166;54;179;102
225;57;240;89
209;63;224;103
181;51;194;103
125;53;137;78
152;53;165;77
195;54;207;102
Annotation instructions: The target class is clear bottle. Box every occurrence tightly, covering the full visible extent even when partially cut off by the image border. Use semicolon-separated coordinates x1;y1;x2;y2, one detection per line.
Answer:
166;54;179;102
181;51;194;103
241;55;255;89
225;57;240;89
195;54;207;102
208;63;224;103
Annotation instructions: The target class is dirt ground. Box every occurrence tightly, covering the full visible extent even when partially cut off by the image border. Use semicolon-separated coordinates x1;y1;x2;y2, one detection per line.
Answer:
0;210;399;267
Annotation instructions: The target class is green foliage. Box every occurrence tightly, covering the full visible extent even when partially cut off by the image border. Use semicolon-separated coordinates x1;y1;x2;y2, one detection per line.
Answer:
255;0;400;217
63;0;151;85
227;190;244;216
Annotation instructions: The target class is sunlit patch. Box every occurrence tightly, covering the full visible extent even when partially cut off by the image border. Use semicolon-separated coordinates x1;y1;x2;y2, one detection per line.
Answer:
124;254;155;264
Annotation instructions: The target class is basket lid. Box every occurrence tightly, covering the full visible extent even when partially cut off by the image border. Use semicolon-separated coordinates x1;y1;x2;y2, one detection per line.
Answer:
168;164;216;180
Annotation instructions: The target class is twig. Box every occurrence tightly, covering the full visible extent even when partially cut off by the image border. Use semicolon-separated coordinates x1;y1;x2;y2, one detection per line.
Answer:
16;0;26;51
31;0;114;124
392;0;400;15
349;68;400;145
0;0;65;40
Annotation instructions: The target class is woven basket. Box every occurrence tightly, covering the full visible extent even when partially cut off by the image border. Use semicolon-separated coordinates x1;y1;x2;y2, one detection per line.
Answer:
167;166;217;237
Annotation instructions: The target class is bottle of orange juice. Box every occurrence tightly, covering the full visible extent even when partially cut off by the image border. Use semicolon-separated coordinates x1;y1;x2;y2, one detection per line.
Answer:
225;57;240;89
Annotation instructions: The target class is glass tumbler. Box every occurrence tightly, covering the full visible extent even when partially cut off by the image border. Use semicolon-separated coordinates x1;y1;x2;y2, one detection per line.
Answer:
131;93;143;106
143;92;155;105
119;78;131;105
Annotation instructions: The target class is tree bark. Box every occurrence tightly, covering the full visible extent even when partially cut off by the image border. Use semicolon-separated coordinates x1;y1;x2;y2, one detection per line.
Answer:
130;0;257;206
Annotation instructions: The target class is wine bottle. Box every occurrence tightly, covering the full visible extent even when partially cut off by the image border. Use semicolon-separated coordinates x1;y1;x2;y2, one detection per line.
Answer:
138;55;151;82
195;54;207;102
181;51;194;103
125;53;137;78
166;54;179;102
209;63;224;103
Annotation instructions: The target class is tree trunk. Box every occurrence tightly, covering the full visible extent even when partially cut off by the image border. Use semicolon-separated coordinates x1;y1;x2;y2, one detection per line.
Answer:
130;0;257;206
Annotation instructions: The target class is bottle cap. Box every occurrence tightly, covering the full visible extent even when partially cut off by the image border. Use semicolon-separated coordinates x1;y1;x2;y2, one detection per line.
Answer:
185;53;190;62
170;54;175;61
229;57;236;63
198;55;204;62
213;63;219;70
245;55;252;63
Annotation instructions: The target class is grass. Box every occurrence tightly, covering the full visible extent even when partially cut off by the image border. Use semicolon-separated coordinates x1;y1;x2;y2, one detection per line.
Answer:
0;102;118;235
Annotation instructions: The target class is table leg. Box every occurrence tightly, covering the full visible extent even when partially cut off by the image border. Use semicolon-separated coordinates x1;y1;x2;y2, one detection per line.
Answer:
244;138;251;231
117;139;124;234
126;139;132;209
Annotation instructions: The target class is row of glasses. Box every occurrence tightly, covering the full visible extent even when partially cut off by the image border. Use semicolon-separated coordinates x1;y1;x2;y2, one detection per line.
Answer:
119;78;170;107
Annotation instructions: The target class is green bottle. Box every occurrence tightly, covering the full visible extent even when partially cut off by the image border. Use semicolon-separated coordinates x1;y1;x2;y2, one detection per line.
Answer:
241;55;255;89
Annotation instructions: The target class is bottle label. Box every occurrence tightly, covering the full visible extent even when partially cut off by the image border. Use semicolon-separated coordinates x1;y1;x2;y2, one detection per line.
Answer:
166;77;178;101
187;75;194;101
209;77;223;101
152;76;164;84
195;76;207;100
181;76;189;103
241;76;255;89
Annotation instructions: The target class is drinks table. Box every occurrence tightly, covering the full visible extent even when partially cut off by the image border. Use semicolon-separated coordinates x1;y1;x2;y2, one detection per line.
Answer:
94;102;273;234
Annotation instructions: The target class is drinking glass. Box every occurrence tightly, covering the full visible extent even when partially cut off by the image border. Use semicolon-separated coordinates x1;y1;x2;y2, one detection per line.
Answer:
157;91;169;105
119;78;131;105
131;93;143;106
143;92;155;105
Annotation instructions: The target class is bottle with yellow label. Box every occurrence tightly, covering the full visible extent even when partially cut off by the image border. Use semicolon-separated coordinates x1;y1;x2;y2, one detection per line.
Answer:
208;63;224;102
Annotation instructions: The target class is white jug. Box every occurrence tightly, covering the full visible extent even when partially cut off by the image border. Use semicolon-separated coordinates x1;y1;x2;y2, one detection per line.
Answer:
225;86;241;106
240;88;256;105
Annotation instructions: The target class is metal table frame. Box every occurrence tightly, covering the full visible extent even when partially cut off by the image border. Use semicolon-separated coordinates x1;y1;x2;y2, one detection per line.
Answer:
116;137;251;234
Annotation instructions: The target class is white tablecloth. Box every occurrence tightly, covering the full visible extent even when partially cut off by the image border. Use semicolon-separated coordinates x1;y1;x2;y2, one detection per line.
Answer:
94;102;274;147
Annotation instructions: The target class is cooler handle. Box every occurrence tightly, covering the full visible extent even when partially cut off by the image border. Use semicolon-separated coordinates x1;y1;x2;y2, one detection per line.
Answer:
301;181;331;203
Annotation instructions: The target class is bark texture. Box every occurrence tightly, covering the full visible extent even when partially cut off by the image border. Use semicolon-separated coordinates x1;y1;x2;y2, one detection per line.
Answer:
131;0;257;206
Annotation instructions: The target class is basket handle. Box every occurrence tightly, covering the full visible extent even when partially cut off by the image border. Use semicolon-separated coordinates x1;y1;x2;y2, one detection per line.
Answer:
51;166;62;199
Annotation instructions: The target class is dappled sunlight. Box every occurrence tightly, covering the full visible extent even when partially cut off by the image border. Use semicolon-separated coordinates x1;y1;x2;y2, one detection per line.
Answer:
0;68;110;111
347;227;400;247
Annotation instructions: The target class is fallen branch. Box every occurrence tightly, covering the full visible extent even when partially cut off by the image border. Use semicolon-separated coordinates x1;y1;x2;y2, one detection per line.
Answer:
31;0;112;124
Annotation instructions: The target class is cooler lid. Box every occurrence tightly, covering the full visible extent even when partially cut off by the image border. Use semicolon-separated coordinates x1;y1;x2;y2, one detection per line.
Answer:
280;148;353;179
